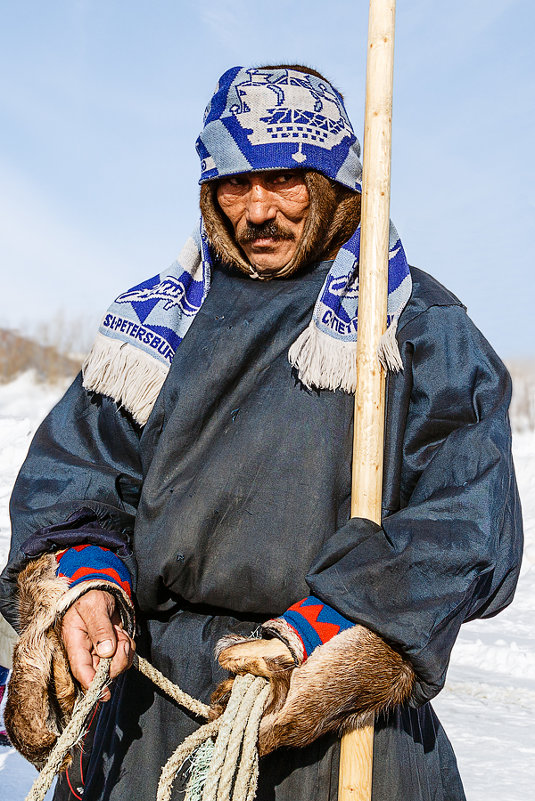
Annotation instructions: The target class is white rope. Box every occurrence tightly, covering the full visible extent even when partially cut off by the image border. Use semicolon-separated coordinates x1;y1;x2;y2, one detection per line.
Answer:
158;674;270;801
135;653;210;718
25;657;112;801
24;654;270;801
201;675;257;801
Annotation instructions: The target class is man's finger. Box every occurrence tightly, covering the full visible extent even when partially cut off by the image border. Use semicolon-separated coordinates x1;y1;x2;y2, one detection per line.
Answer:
62;620;98;691
108;627;136;681
219;638;293;677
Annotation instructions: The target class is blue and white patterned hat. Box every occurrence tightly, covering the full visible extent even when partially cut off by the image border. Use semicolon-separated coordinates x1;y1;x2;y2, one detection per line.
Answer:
196;66;363;191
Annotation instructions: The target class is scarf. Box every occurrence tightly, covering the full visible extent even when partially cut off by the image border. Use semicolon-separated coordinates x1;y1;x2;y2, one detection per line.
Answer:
83;67;412;425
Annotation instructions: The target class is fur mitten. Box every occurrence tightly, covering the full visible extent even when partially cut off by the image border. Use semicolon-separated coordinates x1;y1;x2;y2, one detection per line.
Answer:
210;633;297;720
5;553;134;768
213;624;414;756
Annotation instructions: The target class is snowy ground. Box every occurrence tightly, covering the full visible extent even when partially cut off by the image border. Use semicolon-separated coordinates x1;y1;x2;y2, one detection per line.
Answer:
0;373;533;800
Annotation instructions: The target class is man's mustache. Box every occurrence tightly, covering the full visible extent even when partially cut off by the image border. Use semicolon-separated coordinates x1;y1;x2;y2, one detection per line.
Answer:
237;221;295;244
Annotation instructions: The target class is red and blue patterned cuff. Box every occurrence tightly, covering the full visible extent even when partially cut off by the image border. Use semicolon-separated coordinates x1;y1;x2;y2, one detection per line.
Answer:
55;545;132;599
280;596;354;660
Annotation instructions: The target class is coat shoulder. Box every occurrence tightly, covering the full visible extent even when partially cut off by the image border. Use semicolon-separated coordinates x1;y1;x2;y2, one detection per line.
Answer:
399;266;465;333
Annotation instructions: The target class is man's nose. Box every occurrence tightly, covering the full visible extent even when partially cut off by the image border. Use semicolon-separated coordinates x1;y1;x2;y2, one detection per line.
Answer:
245;181;276;224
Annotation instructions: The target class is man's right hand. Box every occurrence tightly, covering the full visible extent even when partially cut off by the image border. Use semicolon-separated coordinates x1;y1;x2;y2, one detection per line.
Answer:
61;589;135;701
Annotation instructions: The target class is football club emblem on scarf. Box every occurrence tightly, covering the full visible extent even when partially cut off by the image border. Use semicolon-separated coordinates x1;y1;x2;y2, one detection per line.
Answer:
83;67;412;426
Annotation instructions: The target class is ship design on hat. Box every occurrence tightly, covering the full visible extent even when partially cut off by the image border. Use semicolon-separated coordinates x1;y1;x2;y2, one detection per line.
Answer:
230;69;354;163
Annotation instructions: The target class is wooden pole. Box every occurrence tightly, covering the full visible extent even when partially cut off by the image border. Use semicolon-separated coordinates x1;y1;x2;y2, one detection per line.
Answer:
338;2;397;800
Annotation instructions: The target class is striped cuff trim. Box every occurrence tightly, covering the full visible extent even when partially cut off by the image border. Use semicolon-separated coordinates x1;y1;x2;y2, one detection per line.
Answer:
56;545;132;599
280;596;354;660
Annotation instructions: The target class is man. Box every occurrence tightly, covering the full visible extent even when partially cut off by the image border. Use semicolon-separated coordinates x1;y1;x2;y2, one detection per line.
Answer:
0;65;522;801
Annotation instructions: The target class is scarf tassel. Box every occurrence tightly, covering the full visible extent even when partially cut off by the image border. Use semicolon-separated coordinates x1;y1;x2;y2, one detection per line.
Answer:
82;334;168;426
289;318;403;393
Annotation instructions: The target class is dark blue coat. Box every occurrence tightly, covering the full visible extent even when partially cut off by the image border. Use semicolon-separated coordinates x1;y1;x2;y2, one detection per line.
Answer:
0;261;523;801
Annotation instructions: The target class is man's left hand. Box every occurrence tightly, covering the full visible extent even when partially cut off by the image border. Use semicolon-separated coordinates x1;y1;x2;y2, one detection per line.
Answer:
218;636;294;677
213;625;415;756
211;635;296;723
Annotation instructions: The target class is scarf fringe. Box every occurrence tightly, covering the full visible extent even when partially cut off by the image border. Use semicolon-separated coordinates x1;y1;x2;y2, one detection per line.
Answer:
84;316;404;424
290;319;404;391
378;318;403;373
82;333;168;426
289;324;358;393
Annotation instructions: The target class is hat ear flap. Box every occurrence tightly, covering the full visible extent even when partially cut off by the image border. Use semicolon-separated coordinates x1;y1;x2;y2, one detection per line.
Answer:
278;171;337;277
261;172;361;277
321;181;362;256
200;183;252;276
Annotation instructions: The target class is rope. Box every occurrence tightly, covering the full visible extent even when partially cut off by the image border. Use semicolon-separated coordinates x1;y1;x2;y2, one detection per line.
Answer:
24;654;270;801
157;674;270;801
230;681;270;801
25;657;112;801
157;719;221;801
204;677;269;801
201;676;257;801
134;654;210;719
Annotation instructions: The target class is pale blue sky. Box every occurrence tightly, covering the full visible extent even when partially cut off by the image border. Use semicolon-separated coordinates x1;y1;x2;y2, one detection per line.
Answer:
0;0;533;356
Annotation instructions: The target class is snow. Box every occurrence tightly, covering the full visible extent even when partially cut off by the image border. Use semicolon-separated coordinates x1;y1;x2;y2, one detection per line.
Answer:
0;373;533;800
0;746;55;800
432;431;535;800
0;373;69;571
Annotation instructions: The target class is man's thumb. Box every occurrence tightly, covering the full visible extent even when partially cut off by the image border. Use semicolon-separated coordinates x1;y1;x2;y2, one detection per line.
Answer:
96;638;115;657
78;590;119;658
90;615;117;657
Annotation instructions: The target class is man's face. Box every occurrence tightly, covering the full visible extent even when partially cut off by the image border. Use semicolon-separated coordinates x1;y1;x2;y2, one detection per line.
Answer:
215;170;310;276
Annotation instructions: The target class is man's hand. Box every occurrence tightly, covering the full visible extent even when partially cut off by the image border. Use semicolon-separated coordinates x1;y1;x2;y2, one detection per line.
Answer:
210;634;296;722
218;637;294;678
61;589;135;701
213;626;414;756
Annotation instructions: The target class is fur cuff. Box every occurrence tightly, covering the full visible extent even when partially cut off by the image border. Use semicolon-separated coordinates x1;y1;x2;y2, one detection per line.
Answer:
261;618;305;664
5;554;134;768
258;624;415;756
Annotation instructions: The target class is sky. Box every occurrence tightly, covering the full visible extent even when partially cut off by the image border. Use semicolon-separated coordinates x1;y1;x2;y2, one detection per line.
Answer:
0;0;533;357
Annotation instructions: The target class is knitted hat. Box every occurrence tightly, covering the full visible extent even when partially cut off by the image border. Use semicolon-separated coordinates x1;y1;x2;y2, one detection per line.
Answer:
196;66;363;191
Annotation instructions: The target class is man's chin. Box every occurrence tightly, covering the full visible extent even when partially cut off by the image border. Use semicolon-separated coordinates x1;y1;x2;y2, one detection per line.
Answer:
248;259;290;277
245;249;292;274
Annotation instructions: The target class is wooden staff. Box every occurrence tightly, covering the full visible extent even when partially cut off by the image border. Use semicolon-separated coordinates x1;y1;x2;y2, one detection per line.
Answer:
338;1;397;800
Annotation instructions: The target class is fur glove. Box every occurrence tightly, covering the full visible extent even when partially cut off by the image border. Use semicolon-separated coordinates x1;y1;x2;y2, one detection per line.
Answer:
212;623;414;756
5;553;134;769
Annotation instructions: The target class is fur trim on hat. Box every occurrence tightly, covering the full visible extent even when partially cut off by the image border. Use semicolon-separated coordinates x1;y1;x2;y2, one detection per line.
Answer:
4;554;134;769
200;171;361;279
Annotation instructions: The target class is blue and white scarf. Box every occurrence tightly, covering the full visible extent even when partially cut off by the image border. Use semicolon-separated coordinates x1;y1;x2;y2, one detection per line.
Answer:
83;67;412;425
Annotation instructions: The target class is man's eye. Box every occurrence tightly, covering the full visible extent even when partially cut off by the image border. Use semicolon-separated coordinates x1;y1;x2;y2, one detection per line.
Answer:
270;173;297;186
228;176;246;186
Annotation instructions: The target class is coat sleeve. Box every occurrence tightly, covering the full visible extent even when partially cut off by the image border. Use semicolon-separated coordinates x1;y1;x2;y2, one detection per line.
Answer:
0;372;143;629
307;303;523;706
